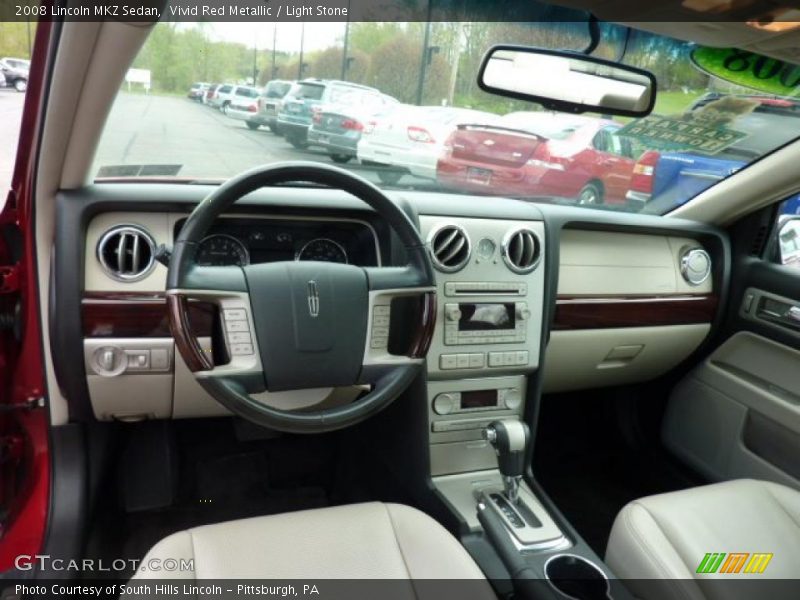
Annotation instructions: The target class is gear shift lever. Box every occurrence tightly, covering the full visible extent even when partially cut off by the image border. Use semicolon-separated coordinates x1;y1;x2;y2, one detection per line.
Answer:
483;420;530;504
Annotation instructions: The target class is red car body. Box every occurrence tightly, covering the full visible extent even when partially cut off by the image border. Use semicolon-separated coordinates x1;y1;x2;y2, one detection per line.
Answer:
436;112;639;205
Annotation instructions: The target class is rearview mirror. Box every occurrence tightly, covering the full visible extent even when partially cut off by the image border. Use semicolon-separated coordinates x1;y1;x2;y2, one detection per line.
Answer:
478;46;657;118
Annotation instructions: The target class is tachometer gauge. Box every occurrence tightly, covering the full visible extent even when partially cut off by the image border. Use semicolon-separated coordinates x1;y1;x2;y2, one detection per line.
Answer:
196;234;249;267
296;238;348;264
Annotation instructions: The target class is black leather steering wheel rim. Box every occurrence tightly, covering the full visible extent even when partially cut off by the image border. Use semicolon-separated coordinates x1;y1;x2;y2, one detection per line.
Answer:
166;162;437;434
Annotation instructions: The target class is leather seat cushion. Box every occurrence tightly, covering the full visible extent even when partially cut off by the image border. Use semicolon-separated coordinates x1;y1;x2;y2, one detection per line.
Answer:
133;502;490;580
606;479;800;600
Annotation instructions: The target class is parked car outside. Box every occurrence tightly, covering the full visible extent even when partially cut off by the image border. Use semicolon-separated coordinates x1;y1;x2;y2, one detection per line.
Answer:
0;71;5;88
627;94;800;214
225;86;263;129
306;91;399;163
357;105;500;184
437;112;638;205
203;83;220;105
187;82;210;101
277;79;383;149
255;80;293;133
208;83;238;113
0;57;30;92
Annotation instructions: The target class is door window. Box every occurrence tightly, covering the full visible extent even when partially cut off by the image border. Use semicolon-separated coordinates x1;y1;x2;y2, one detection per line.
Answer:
777;196;800;269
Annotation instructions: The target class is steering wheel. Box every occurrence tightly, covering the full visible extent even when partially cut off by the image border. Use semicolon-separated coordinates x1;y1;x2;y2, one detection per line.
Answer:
166;162;437;433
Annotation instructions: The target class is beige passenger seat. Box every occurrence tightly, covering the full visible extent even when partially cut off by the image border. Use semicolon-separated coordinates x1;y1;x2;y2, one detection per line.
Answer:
606;479;800;599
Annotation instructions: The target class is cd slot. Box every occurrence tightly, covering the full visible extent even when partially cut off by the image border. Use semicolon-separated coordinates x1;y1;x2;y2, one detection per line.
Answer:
453;288;521;296
445;282;527;297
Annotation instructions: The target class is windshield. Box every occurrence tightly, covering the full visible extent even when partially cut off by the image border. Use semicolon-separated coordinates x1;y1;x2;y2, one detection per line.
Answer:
94;21;800;214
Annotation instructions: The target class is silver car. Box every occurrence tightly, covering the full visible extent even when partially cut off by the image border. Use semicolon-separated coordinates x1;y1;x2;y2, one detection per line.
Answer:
225;86;263;129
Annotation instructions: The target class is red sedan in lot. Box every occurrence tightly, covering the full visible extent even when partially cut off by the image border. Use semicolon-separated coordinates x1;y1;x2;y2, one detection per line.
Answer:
436;112;639;206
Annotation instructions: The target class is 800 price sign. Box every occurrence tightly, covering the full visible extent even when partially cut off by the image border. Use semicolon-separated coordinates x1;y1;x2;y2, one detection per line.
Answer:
692;46;800;97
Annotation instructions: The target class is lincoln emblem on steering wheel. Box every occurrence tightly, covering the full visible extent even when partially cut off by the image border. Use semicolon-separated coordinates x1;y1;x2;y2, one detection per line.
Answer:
307;280;320;318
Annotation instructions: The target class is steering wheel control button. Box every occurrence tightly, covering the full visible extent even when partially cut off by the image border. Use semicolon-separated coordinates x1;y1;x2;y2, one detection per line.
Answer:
369;305;391;351
223;308;247;321
230;343;254;356
373;315;390;327
228;332;252;344
226;320;249;333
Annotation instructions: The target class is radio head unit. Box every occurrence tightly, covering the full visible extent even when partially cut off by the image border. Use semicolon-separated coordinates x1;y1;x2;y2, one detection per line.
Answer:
444;302;530;345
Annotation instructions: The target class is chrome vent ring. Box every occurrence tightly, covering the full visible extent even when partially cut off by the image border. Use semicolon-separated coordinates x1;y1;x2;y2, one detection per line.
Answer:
502;227;541;274
680;247;711;286
97;225;157;282
428;223;471;273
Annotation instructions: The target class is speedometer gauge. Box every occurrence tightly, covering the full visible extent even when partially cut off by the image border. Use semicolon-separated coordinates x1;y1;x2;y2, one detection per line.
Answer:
196;234;249;267
296;238;348;264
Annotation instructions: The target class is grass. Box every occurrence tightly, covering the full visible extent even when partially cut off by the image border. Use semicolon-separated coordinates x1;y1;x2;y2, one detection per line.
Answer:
653;89;705;116
613;89;706;124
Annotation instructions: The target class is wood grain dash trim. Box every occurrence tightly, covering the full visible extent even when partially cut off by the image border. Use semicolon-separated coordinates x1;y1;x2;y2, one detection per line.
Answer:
82;292;214;338
553;295;718;330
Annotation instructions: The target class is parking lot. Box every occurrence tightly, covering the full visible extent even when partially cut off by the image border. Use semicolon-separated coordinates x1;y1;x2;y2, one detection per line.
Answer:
0;90;25;205
95;92;433;188
0;90;435;212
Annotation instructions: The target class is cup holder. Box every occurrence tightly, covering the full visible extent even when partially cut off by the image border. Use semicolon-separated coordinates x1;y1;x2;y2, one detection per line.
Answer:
544;554;611;600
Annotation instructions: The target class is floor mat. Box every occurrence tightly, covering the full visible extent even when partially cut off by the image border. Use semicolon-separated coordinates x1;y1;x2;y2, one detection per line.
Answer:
84;420;338;578
538;451;698;555
121;484;329;564
535;390;703;556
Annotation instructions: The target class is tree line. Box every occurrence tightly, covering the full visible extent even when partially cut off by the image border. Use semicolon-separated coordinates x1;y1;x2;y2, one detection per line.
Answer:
0;20;710;113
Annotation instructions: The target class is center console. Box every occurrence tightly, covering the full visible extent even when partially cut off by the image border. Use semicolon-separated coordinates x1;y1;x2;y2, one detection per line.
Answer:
418;215;545;476
419;215;624;598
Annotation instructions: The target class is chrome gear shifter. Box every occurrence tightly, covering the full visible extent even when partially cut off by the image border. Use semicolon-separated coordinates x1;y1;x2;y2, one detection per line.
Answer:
483;420;531;504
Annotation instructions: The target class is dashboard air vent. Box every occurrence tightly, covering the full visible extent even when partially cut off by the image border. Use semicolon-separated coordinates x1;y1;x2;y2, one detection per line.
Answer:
428;224;471;273
680;248;712;286
502;228;541;274
97;225;156;282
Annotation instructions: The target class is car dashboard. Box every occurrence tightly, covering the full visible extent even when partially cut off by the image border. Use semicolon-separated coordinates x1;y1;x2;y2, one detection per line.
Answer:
53;184;726;478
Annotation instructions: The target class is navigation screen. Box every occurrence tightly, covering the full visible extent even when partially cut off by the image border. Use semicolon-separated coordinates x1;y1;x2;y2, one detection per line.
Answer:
458;303;515;331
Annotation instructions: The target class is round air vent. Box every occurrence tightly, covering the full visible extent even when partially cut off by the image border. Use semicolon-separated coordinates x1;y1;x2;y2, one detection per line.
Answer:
428;223;471;273
680;247;711;286
97;225;156;282
502;227;541;274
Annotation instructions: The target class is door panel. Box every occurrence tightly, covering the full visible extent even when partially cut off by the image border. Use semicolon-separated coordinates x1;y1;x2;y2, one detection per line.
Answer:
663;332;800;489
663;206;800;489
